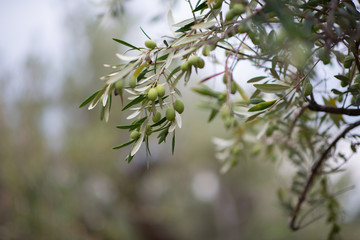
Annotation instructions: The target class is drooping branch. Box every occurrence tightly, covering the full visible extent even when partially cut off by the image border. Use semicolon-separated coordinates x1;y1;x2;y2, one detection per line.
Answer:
289;120;360;231
308;99;360;116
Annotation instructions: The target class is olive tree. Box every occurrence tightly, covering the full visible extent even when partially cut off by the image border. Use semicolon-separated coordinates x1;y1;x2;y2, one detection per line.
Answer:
81;0;360;238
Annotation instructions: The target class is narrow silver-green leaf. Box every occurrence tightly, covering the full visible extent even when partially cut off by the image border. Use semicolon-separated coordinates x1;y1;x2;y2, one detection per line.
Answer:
253;84;290;93
113;139;137;149
112;38;141;50
247;76;267;83
79;90;100;108
248;100;277;112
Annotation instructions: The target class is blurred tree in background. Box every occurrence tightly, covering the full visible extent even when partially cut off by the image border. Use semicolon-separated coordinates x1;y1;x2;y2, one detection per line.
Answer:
1;0;360;240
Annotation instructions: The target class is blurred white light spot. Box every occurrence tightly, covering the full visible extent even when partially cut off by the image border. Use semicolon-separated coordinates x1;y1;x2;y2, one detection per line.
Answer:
192;171;219;202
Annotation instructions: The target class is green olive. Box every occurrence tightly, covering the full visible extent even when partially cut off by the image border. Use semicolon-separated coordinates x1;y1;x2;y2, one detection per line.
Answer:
152;111;162;123
202;45;211;56
225;10;236;21
318;48;330;65
188;56;204;68
180;61;191;71
174;99;184;114
231;145;241;155
115;79;125;91
188;56;200;66
156;84;165;98
130;130;141;140
145;125;152;135
147;88;158;101
231;4;245;15
237;23;248;34
197;58;205;69
230;81;237;94
225;117;232;129
218;91;227;102
129;76;137;88
212;0;223;9
221;105;231;119
166;107;176;121
265;126;274;137
145;39;157;49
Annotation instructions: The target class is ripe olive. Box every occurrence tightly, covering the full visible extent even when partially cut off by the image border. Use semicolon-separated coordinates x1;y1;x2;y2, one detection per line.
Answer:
145;39;157;49
129;76;137;88
166;107;176;121
156;84;165;98
148;88;158;101
174;99;184;114
130;130;141;140
152;111;162;123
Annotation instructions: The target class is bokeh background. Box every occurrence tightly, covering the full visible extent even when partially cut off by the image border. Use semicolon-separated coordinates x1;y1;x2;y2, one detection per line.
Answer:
1;0;360;239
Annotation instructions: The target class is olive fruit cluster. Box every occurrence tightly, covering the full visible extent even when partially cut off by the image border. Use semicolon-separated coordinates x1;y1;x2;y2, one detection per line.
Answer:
165;99;184;121
147;84;166;101
225;3;245;21
181;55;205;71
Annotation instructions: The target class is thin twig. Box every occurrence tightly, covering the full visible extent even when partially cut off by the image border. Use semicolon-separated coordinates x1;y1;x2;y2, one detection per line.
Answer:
289;120;360;230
